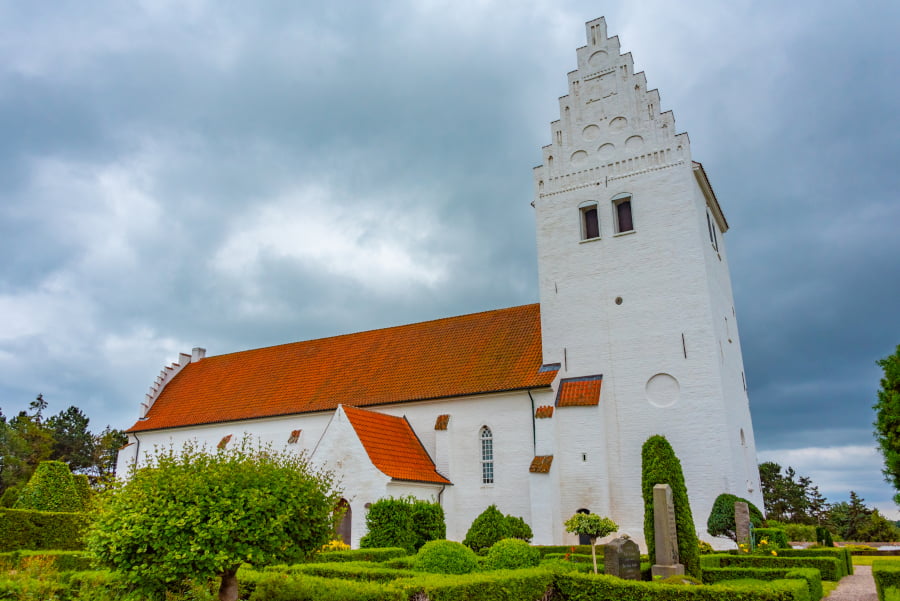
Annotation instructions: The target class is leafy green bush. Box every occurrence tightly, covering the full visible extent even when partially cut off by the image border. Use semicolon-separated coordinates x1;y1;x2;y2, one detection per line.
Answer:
504;515;533;542
410;498;446;549
706;493;763;541
72;474;92;507
533;545;597;557
359;497;445;552
415;540;479;574
754;528;791;549
815;526;834;547
641;435;701;578
463;505;509;552
543;553;597;565
14;461;85;512
484;538;540;570
0;507;91;551
86;439;339;601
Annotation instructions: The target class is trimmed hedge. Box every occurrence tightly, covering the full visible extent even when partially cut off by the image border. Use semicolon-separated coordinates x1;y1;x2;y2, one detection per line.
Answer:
245;571;404;601
312;547;409;563
0;508;91;551
14;461;85;512
395;568;554;601
774;548;853;576
281;561;416;582
641;435;701;578
556;571;810;601
415;540;479;574
534;545;598;557
701;553;845;581
544;553;599;565
874;560;900;601
754;528;791;549
0;550;92;572
702;566;823;600
484;538;540;570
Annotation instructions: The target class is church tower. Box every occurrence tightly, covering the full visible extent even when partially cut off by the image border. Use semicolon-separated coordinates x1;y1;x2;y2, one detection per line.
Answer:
533;18;763;544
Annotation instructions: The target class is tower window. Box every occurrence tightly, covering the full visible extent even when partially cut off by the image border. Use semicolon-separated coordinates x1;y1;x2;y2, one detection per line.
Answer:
707;209;719;251
480;426;494;484
579;202;600;240
612;193;634;233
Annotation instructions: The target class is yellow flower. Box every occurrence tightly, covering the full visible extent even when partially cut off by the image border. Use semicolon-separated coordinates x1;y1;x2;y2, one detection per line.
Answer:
771;551;777;556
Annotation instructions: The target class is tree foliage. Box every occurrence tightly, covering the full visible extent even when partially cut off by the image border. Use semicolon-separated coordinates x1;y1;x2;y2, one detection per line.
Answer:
461;504;533;552
874;344;900;503
706;493;764;541
828;491;900;542
14;460;85;512
759;461;829;524
563;512;618;574
641;435;700;578
86;439;339;601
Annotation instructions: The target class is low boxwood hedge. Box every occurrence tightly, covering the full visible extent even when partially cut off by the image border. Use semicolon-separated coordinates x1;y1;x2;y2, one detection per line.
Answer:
556;571;810;601
544;553;598;565
395;568;554;601
533;545;598;557
774;548;853;576
311;547;408;563
874;560;900;601
701;553;844;581
702;566;823;600
282;561;416;582
0;508;91;551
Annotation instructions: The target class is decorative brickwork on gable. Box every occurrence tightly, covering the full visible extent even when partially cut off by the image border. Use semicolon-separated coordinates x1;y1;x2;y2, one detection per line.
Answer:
434;414;450;430
529;455;554;473
128;304;556;433
342;405;451;485
534;405;554;419
556;375;602;407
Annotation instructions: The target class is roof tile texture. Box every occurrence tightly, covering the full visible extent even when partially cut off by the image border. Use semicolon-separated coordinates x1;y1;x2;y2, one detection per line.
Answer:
556;376;602;407
130;304;554;432
342;406;450;484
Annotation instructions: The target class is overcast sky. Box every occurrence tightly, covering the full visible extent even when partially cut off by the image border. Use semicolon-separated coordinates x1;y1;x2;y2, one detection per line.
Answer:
1;1;898;516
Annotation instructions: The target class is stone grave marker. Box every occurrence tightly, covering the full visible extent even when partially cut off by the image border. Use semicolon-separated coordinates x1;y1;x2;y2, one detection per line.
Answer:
734;501;751;548
604;536;641;580
651;483;685;578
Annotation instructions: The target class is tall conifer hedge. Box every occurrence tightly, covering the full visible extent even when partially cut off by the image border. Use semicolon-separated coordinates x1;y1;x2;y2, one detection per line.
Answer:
641;434;700;577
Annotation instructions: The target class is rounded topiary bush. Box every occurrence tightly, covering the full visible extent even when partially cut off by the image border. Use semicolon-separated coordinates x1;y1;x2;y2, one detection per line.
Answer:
415;540;479;574
14;461;84;512
484;538;539;570
463;505;508;552
706;493;763;542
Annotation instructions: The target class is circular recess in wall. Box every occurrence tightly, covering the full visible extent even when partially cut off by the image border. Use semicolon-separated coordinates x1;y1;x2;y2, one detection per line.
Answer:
610;116;628;131
597;143;615;160
570;150;588;166
646;373;680;408
588;50;608;67
615;296;623;305
583;124;601;141
625;135;644;151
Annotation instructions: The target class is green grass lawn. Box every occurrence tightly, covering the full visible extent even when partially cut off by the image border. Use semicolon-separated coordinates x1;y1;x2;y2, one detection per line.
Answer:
852;555;900;566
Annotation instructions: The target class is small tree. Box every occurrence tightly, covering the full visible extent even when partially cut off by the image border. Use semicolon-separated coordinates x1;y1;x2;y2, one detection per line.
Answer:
706;493;764;541
641;435;701;578
564;513;617;574
874;344;900;503
87;439;338;601
462;504;509;552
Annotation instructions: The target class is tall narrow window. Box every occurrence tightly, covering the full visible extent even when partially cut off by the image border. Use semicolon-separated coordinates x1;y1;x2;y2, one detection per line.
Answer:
707;209;719;251
480;426;494;484
580;201;600;240
612;193;634;233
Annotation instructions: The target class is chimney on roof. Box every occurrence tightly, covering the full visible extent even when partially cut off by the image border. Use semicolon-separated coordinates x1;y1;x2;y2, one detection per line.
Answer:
192;347;206;363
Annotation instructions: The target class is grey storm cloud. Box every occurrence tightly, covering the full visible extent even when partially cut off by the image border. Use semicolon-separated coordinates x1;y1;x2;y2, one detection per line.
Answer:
1;0;898;512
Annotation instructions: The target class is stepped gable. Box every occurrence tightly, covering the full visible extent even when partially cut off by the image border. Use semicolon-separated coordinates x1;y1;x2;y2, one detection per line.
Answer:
128;303;557;432
342;405;451;485
533;17;691;200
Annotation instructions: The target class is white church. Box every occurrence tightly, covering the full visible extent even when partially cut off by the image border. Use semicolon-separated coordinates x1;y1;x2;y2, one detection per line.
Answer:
117;17;763;550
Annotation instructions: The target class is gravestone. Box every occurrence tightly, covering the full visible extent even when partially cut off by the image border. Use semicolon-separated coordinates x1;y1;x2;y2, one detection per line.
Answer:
604;536;641;580
734;501;751;548
651;483;685;578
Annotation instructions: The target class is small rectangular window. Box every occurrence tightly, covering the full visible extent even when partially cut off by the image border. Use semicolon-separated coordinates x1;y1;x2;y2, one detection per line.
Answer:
707;210;719;251
581;205;600;240
615;199;633;233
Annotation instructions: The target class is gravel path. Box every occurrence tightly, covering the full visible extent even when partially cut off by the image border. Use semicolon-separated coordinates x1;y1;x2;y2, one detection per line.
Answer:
825;565;878;601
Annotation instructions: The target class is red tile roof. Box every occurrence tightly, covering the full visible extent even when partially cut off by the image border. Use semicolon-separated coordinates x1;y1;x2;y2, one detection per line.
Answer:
434;414;450;430
342;405;450;484
129;304;556;432
556;375;602;407
529;455;553;473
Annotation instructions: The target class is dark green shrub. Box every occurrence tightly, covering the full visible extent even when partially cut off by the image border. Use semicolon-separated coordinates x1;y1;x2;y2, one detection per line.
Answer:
0;508;90;551
14;461;84;512
463;504;509;551
641;435;700;578
556;571;809;600
702;566;823;600
754;528;791;549
706;552;844;581
312;547;408;563
72;474;92;507
409;498;446;550
415;540;479;574
504;515;533;542
706;493;764;541
0;485;21;508
816;526;834;547
774;548;852;577
874;560;900;601
484;538;540;570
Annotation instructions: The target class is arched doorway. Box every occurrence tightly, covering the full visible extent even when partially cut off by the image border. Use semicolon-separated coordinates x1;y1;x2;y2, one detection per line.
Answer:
336;499;351;545
576;508;591;545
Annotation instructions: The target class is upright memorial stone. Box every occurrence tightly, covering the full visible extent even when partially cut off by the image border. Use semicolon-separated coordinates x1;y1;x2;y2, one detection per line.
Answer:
734;501;751;549
604;537;641;580
651;483;685;578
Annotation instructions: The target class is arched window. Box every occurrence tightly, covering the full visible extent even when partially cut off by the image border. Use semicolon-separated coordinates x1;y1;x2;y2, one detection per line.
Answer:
579;201;600;240
611;193;634;233
480;426;494;484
